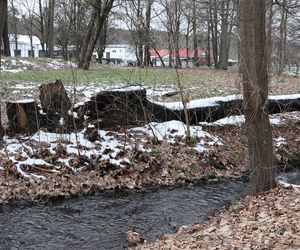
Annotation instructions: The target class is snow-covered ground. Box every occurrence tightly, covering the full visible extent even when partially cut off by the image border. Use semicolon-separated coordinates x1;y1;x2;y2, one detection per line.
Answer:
0;58;76;72
1;109;298;180
131;120;222;153
199;112;300;127
0;120;223;179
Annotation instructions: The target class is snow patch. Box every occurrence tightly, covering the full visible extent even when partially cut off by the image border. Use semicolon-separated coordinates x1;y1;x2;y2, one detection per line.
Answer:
274;136;286;147
155;95;242;110
199;112;298;127
155;94;300;111
1;69;23;73
131;120;222;153
269;94;300;100
277;171;300;189
1;127;152;179
15;99;35;104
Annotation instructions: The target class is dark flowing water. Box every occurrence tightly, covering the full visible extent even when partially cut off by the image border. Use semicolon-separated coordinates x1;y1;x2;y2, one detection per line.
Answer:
278;170;300;185
0;181;249;250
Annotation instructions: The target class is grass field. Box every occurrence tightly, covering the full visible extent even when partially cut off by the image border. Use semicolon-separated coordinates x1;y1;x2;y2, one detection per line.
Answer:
0;57;299;102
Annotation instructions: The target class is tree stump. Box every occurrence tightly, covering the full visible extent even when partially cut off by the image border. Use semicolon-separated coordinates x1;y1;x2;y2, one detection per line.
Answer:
39;79;72;129
6;99;40;134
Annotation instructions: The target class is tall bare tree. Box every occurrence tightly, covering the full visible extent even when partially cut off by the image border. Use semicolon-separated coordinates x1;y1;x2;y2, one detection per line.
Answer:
144;0;153;66
266;0;274;71
78;0;114;70
38;0;46;55
278;0;288;75
161;0;183;68
9;0;18;56
239;0;276;194
20;0;36;57
119;0;154;67
209;0;219;68
0;0;8;136
45;0;55;57
192;0;199;67
0;0;10;57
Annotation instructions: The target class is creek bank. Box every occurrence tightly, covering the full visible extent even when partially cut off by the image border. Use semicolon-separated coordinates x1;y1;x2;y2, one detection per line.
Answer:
0;111;299;205
136;185;300;250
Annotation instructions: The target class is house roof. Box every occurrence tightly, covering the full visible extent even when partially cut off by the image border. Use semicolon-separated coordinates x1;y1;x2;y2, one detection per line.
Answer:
150;48;208;59
149;49;169;58
9;34;40;45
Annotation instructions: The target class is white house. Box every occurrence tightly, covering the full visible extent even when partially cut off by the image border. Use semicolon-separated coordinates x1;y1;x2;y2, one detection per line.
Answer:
102;44;137;66
8;35;138;65
9;35;42;58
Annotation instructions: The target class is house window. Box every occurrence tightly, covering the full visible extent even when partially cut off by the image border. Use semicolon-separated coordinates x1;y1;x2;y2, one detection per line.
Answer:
112;50;116;53
39;50;46;57
14;49;21;56
28;50;34;57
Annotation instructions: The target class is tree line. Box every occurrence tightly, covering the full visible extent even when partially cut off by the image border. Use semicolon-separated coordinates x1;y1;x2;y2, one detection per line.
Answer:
0;0;298;73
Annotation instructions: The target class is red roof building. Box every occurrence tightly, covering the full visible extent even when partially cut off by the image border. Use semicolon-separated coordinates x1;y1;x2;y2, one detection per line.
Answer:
149;48;212;67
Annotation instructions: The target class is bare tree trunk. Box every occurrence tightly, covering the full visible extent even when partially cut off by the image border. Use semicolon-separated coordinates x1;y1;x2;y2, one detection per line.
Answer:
185;34;189;68
174;39;181;69
11;0;18;56
96;19;108;63
207;18;211;67
3;17;10;56
39;0;46;55
29;35;34;57
153;47;165;67
278;0;287;75
174;0;181;69
46;0;55;58
0;0;6;41
266;0;274;71
78;9;97;68
168;32;173;68
144;0;153;67
210;0;219;69
78;0;114;70
239;0;276;194
192;0;199;67
136;0;144;67
0;0;10;57
219;0;230;70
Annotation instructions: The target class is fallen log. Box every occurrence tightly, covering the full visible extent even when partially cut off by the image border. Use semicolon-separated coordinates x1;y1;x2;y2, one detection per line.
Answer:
161;95;300;124
6;99;40;134
76;89;300;128
269;96;300;114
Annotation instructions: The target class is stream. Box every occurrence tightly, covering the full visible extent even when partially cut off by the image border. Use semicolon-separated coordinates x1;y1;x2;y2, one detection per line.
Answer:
0;181;249;250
